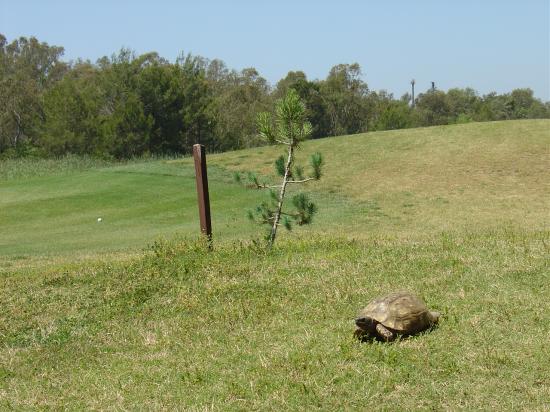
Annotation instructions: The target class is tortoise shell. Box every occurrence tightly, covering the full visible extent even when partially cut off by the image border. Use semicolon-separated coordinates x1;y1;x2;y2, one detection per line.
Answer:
357;291;436;334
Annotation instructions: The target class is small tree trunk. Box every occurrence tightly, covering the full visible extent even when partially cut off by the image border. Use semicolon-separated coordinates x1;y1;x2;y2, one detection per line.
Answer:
268;143;294;248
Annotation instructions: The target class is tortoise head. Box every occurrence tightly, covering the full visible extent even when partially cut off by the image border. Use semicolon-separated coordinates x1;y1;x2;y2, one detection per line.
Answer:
355;316;377;334
428;311;441;324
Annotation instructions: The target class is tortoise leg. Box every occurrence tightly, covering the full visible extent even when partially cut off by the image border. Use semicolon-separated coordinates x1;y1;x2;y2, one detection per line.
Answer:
376;324;395;342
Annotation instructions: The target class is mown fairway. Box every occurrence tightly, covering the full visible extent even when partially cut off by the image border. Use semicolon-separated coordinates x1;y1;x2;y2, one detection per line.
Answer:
1;120;549;409
0;159;268;268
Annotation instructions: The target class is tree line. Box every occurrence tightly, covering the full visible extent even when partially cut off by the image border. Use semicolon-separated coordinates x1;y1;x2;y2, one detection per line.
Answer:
1;34;549;158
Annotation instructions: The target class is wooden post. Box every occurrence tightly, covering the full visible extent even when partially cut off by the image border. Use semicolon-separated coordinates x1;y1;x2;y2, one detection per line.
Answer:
193;144;212;246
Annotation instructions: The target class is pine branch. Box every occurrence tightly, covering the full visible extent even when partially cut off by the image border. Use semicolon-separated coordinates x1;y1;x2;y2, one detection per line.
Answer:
275;138;290;145
286;178;314;184
253;182;282;190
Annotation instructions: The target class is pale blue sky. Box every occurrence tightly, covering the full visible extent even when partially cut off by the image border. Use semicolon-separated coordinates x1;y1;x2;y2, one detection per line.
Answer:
1;0;549;100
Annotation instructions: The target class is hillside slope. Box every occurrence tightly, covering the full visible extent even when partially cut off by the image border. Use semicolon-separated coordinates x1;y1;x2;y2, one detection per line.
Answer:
213;119;550;235
1;119;548;265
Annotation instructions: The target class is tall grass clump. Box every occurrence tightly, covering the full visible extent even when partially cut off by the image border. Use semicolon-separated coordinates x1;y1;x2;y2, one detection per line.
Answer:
0;154;182;181
0;155;114;180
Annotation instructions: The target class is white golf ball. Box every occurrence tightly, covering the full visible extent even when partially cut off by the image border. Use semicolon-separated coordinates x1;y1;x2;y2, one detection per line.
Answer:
97;217;103;222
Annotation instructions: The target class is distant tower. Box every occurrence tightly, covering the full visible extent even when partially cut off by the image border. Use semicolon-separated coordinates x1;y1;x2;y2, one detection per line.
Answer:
431;81;435;91
411;79;416;108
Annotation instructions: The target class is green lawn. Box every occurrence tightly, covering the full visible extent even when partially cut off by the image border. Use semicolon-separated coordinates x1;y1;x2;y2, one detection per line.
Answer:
0;160;267;266
1;120;549;409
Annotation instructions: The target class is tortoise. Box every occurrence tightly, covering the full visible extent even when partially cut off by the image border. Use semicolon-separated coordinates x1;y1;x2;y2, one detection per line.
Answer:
354;291;440;342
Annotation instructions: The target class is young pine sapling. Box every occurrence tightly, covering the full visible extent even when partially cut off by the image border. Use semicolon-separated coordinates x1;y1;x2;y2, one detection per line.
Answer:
237;89;323;248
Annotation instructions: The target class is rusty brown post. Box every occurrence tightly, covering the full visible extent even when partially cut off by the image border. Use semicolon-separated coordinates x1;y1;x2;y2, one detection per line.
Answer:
193;144;212;247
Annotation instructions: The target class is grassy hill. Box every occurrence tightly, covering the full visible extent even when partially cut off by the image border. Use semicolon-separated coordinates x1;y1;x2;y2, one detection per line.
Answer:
1;119;548;267
214;118;549;234
1;120;549;409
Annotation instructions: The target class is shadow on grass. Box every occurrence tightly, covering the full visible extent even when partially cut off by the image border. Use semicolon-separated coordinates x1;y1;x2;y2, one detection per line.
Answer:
354;324;440;344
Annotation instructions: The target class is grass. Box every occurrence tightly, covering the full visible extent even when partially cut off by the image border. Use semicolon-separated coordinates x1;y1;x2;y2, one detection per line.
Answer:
0;119;549;409
0;160;267;266
1;232;549;409
0;154;123;180
1;120;548;268
213;119;550;234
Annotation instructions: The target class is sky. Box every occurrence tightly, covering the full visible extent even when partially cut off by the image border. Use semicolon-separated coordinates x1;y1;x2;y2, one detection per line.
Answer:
1;0;549;100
